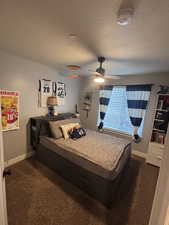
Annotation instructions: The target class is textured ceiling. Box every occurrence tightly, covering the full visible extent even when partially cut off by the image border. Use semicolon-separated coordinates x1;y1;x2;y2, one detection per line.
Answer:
0;0;169;76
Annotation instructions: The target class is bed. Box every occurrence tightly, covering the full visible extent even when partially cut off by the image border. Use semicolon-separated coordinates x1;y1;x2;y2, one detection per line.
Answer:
31;114;131;207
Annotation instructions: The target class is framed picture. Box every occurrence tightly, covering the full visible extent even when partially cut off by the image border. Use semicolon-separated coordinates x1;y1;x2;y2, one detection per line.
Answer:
39;79;53;108
57;82;66;105
0;90;19;131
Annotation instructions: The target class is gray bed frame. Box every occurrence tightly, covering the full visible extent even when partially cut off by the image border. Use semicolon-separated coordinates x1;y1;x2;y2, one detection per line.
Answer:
30;113;131;208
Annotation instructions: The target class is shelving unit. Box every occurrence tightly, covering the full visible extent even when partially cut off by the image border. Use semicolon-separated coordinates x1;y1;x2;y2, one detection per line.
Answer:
156;109;167;112
154;119;164;122
147;94;169;167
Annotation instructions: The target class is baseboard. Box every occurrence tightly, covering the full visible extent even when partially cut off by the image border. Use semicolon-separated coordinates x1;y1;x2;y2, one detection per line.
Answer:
5;151;35;168
4;149;146;167
132;150;147;159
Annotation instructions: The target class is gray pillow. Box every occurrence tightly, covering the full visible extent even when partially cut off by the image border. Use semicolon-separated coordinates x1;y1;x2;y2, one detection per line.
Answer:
49;118;80;139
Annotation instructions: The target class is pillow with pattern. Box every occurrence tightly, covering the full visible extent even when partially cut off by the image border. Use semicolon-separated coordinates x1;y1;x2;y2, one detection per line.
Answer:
69;127;86;140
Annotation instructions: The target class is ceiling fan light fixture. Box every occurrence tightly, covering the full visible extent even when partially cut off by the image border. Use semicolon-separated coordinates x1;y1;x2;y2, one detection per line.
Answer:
94;77;105;83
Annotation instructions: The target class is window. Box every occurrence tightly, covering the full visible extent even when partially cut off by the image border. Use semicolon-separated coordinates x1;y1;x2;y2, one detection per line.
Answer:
99;86;144;136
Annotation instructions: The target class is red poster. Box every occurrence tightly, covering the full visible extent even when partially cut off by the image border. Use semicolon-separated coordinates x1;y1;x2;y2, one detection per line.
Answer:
0;91;19;131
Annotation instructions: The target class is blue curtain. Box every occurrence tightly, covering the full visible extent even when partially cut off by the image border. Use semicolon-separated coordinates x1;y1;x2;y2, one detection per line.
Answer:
98;85;113;130
126;84;152;142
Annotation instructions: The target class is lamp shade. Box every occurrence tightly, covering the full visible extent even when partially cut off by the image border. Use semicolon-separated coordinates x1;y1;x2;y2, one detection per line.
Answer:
47;96;58;105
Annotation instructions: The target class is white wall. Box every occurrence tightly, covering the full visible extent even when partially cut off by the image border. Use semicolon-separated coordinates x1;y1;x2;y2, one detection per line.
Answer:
149;127;169;225
80;74;169;154
0;50;82;161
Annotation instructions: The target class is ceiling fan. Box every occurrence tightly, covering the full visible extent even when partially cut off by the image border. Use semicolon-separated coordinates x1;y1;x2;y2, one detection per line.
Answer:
89;56;120;82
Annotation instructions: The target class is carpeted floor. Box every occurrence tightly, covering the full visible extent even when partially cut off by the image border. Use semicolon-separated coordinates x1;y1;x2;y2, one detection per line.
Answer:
6;155;159;225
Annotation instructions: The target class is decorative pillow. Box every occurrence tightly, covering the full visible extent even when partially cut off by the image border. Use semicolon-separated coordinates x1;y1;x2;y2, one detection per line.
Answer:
73;123;81;129
60;123;80;139
49;118;80;139
69;127;86;140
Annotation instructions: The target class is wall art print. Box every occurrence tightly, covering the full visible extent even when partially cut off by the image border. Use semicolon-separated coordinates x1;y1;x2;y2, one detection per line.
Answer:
39;79;53;108
57;82;66;106
0;90;19;131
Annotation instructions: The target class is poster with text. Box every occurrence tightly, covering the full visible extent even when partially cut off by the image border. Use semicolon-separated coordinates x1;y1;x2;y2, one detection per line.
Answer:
0;91;19;131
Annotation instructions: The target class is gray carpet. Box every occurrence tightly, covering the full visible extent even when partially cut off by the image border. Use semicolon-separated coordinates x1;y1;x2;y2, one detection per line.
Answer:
6;155;159;225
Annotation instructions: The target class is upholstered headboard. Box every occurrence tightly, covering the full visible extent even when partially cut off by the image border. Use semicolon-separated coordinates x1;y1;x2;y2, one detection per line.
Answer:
30;113;77;150
41;113;77;137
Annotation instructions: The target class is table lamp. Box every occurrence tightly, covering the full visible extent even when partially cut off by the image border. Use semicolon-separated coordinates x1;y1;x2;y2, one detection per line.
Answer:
47;96;58;117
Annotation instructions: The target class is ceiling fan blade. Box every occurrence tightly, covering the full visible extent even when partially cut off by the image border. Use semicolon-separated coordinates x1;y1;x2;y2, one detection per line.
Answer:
93;72;102;76
88;70;102;76
104;75;121;80
68;74;80;79
88;69;95;72
88;69;101;75
89;56;121;80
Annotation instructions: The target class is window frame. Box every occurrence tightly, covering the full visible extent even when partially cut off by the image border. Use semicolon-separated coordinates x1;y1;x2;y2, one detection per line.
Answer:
97;85;145;137
102;127;132;139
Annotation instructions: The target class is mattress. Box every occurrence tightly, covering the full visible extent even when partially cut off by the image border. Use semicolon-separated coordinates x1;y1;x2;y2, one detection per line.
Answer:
40;129;131;180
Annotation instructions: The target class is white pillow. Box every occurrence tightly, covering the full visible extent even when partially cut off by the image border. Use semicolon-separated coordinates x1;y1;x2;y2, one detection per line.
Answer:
49;118;80;139
60;123;79;139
